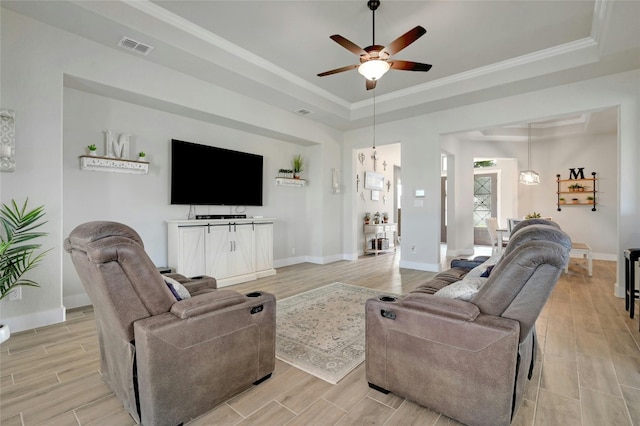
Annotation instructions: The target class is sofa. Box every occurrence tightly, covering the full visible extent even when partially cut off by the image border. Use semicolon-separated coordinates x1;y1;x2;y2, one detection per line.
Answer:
65;221;276;426
365;220;570;426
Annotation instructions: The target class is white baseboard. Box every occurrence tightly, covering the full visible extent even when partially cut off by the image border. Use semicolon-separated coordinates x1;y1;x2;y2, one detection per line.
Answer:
64;292;91;310
3;307;66;333
398;260;440;272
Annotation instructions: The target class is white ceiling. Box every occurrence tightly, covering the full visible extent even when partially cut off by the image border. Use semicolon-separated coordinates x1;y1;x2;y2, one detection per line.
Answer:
3;0;639;134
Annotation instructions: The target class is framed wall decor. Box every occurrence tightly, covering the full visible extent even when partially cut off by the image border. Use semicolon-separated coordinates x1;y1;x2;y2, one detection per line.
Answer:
364;171;384;191
0;109;16;172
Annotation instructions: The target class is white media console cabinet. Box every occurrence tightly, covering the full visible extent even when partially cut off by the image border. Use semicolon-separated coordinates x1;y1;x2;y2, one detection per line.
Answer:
167;218;276;287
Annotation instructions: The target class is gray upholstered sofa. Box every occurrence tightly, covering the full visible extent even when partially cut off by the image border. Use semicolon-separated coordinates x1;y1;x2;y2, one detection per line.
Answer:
365;220;570;426
65;221;276;426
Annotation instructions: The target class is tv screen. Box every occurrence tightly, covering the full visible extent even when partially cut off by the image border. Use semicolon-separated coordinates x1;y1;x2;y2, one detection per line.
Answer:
171;139;263;206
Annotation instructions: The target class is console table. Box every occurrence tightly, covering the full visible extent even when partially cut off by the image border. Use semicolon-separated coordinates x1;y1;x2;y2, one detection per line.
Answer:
364;223;397;255
167;218;276;287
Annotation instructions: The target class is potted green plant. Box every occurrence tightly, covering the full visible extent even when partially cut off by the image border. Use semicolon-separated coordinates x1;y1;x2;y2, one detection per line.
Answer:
559;197;566;205
87;144;97;156
138;151;146;161
0;198;50;344
293;154;303;179
364;212;371;224
525;212;542;219
587;196;595;204
572;198;579;204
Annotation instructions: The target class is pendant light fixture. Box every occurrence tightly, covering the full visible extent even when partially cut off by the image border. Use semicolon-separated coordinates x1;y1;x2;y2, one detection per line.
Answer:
519;122;540;185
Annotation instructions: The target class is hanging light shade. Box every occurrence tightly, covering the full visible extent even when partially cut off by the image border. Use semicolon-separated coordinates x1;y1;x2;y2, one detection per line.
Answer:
358;60;390;81
519;122;540;185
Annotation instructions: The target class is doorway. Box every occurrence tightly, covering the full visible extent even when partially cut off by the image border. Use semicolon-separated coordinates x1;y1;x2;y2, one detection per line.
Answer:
473;172;497;245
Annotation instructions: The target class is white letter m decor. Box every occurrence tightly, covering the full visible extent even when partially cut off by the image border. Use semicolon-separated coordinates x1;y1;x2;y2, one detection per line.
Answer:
104;130;130;159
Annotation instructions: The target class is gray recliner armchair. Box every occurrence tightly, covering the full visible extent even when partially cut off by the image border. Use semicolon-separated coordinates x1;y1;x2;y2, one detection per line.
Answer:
65;221;275;426
366;221;571;426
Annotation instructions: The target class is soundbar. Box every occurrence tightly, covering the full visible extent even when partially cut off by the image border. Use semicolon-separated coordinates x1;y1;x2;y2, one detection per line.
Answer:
195;214;247;220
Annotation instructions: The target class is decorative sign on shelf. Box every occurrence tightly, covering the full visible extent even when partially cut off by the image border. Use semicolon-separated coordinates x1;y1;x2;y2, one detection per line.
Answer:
567;167;587;180
104;130;131;159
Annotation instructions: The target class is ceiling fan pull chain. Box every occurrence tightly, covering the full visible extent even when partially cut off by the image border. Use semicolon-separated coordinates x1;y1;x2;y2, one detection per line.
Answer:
373;88;377;149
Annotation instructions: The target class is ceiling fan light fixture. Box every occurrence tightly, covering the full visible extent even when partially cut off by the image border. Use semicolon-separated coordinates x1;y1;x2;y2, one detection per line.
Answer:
358;60;390;81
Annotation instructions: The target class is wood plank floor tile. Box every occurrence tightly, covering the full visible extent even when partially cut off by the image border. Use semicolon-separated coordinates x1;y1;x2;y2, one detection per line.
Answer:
535;388;582;426
334;396;394;425
283;399;348;426
576;352;621;397
83;409;136;426
74;394;128;425
186;403;244;426
540;354;579;399
0;255;634;425
384;399;441;426
236;401;295;426
32;410;79;426
227;365;308;417
620;385;640;426
580;387;631;426
276;374;334;414
321;364;370;412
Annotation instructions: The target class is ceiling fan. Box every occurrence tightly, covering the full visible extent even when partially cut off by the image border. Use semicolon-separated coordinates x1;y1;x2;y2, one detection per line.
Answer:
317;0;432;90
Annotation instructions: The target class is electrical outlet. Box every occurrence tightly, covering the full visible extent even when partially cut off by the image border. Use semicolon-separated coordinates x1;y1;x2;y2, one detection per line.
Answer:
9;287;22;301
411;245;416;254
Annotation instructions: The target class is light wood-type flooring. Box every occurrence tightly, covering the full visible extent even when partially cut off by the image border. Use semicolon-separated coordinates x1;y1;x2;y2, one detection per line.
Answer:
1;250;639;425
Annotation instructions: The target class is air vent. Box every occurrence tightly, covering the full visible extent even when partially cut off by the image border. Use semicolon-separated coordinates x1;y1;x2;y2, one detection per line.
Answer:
295;108;313;116
118;37;154;56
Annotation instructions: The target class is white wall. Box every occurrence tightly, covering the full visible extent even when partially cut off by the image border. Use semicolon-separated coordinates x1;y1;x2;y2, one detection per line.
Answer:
2;6;639;332
1;8;344;331
354;143;400;255
441;129;617;259
343;70;639;297
62;87;320;307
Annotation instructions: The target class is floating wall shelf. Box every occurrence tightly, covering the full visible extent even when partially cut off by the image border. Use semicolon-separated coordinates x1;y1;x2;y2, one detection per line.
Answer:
80;155;149;175
275;177;306;187
80;155;149;174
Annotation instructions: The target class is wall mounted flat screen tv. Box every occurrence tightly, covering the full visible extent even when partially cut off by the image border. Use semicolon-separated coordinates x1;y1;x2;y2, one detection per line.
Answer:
171;139;263;206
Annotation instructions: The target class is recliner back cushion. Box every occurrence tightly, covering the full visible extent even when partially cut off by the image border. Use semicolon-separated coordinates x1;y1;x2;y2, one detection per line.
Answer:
471;227;570;341
65;221;176;341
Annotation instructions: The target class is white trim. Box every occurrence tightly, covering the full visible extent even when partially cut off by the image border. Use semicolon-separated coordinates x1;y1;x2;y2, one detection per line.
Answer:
63;293;92;310
398;260;440;272
3;307;65;334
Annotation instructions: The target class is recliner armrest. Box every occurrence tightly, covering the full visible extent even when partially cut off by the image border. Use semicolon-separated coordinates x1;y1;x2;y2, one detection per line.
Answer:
402;293;480;321
170;290;245;319
165;273;218;293
450;258;486;270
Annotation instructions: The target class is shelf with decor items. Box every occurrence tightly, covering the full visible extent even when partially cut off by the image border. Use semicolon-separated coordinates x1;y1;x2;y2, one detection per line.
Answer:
79;155;149;174
275;177;306;187
556;172;597;211
363;222;397;255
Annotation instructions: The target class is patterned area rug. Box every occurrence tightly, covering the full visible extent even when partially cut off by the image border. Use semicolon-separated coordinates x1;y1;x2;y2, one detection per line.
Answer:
276;282;393;384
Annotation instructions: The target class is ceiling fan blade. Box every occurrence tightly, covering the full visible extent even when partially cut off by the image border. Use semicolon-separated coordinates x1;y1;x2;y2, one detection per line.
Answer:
381;26;427;56
366;79;377;90
390;60;432;72
317;64;359;77
330;35;367;56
